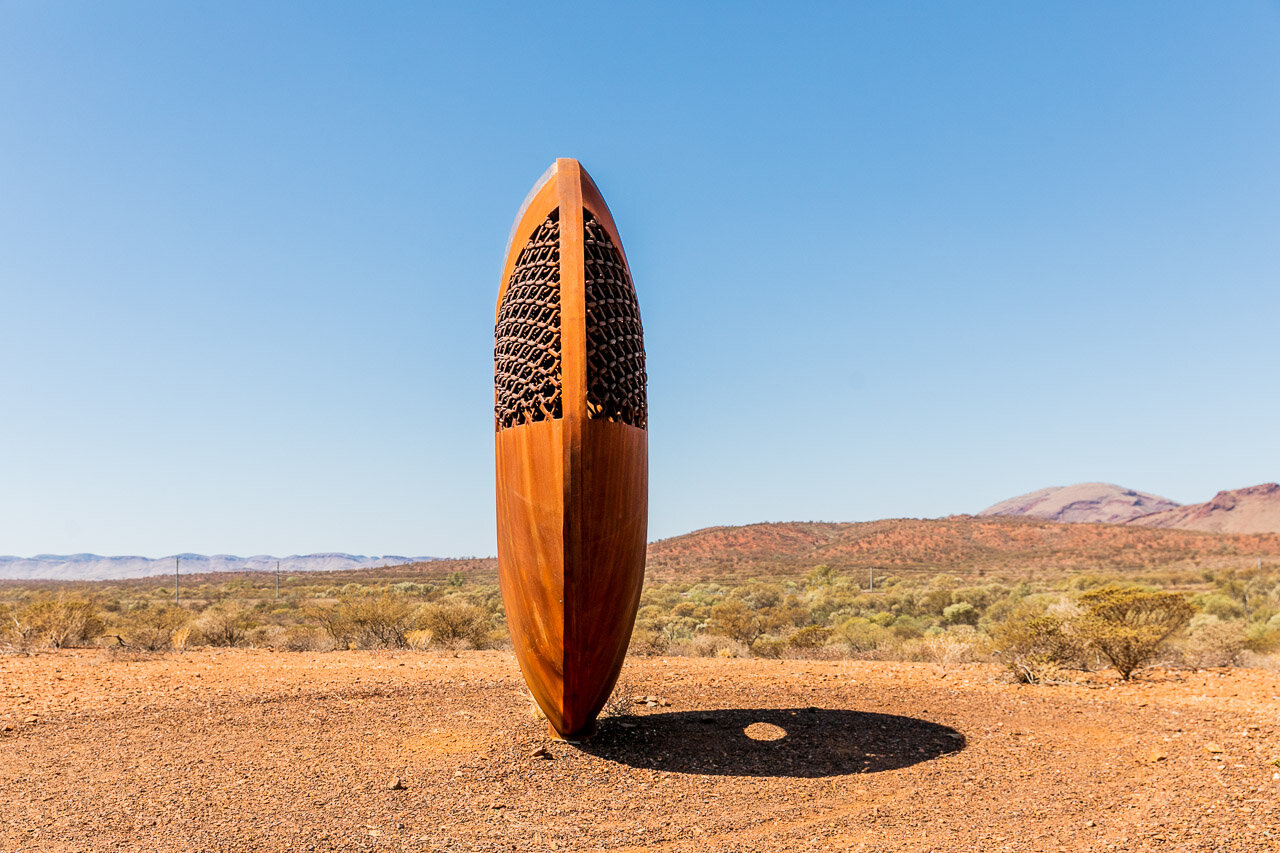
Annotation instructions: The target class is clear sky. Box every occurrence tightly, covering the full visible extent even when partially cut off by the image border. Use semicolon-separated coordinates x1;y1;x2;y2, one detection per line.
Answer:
1;2;1277;558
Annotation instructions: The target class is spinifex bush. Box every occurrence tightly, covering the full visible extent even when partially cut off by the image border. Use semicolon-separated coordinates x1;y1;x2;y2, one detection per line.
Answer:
1075;585;1195;680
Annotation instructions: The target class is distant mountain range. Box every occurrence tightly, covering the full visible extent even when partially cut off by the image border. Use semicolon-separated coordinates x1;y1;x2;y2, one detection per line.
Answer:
980;482;1280;534
0;553;438;582
7;481;1278;581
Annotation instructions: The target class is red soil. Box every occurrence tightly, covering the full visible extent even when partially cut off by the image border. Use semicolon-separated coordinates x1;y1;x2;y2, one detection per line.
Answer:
2;650;1277;852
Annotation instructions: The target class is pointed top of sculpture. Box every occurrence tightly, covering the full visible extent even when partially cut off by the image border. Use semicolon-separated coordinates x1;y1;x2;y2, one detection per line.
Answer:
503;159;593;261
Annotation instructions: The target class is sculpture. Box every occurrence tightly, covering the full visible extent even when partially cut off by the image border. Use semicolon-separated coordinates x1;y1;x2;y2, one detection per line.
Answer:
494;159;648;740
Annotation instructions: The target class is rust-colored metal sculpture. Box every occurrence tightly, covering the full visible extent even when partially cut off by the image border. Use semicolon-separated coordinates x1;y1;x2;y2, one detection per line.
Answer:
494;159;647;740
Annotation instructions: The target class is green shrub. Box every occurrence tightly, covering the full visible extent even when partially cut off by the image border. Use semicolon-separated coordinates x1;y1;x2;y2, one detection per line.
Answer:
1075;586;1195;680
837;617;893;654
1195;593;1246;620
942;601;979;626
890;616;926;639
921;588;954;616
868;611;895;627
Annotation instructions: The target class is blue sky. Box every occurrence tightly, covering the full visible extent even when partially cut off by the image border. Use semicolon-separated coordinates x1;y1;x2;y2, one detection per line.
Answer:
1;2;1277;558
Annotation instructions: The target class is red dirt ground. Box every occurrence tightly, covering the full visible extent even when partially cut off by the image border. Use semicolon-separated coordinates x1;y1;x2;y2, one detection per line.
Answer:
2;650;1277;852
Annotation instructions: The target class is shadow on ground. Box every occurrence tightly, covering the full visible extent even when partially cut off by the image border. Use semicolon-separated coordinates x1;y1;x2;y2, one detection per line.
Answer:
581;707;965;778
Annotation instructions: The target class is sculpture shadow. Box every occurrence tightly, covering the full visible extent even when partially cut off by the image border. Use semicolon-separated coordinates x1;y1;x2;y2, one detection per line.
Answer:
581;707;965;778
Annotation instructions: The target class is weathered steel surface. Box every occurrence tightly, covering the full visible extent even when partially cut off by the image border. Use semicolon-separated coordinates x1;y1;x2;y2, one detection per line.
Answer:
494;159;647;739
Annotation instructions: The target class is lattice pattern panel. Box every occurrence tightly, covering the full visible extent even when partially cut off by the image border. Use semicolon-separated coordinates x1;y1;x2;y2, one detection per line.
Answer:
495;210;561;429
584;211;647;428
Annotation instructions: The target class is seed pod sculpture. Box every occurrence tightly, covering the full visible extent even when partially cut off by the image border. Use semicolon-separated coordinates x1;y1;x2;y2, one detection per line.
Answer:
494;159;648;740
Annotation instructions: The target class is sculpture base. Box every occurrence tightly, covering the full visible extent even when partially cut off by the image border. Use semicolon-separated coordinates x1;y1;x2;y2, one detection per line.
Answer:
548;720;597;744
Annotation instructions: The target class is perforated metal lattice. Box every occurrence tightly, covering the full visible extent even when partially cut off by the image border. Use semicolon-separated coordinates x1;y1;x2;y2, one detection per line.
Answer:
495;210;561;430
584;212;647;429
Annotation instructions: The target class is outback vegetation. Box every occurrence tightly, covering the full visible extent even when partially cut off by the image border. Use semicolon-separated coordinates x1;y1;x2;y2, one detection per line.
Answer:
3;550;1278;682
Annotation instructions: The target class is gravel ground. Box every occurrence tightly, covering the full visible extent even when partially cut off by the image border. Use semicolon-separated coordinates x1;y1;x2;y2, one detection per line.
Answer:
1;649;1277;852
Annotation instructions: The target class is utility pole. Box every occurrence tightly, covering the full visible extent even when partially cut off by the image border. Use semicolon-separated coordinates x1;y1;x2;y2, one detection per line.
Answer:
868;566;874;592
276;560;280;599
175;556;180;605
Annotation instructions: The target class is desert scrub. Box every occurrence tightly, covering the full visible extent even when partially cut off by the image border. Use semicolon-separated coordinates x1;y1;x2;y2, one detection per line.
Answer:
404;629;435;651
412;600;493;649
912;630;983;673
190;603;253;647
836;617;894;657
749;636;787;658
787;624;833;650
1245;614;1280;654
1075;586;1195;680
942;601;980;626
113;604;191;651
706;598;764;645
4;594;104;649
306;591;411;649
991;611;1081;684
0;602;15;649
1178;616;1248;667
670;634;747;658
273;625;330;652
627;627;669;656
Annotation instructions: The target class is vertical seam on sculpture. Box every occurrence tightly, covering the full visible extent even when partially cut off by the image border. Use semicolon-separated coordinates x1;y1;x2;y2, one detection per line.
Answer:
557;162;585;717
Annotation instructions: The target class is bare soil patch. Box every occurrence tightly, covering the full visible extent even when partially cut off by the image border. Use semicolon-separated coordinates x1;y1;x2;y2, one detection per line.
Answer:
2;650;1277;851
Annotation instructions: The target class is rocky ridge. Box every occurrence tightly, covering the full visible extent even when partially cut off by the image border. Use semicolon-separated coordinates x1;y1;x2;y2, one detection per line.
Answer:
1126;483;1280;534
977;482;1181;524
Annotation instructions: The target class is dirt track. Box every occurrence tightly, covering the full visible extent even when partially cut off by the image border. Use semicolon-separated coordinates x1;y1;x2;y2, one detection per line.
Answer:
2;650;1277;852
